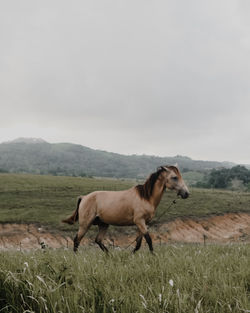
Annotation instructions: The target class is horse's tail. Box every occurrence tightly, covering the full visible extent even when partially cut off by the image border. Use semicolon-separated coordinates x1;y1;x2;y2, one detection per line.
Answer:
62;196;82;225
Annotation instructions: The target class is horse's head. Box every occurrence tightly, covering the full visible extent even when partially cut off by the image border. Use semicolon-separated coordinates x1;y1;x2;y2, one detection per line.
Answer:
159;165;189;199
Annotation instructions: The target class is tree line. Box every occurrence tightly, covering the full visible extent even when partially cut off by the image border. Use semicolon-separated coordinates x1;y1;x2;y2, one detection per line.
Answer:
195;165;250;190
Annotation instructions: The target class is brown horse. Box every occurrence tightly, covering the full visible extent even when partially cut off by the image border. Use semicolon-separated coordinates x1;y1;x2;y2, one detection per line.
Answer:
62;165;189;253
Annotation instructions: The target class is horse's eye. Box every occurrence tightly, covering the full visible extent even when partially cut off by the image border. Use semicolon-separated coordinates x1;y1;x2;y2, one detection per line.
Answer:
172;176;178;181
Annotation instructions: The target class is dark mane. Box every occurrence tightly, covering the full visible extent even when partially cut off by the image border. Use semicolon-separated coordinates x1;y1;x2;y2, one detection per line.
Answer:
135;168;165;201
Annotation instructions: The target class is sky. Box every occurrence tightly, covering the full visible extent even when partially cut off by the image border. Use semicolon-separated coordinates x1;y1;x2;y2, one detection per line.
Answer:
0;1;250;164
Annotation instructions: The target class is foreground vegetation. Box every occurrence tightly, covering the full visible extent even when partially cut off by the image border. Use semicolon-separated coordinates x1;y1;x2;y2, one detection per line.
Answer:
0;173;250;233
0;244;250;313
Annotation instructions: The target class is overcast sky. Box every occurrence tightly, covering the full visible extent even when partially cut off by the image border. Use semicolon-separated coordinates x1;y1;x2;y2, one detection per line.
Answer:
0;1;249;164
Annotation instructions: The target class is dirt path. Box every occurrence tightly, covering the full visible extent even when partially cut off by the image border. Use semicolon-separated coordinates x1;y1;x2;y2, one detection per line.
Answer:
1;213;250;250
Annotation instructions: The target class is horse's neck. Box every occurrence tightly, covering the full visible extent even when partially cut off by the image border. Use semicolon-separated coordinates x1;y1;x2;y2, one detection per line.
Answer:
150;180;165;209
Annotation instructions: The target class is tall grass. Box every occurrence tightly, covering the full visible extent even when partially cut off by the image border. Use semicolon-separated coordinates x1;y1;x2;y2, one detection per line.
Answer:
0;244;250;312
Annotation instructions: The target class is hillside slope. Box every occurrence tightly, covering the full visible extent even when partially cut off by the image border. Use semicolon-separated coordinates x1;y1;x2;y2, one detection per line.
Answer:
0;138;235;178
1;213;250;250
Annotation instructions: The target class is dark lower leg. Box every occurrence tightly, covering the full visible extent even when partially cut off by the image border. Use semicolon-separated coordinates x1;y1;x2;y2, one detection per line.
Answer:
95;224;109;253
74;222;92;252
133;235;143;253
144;232;153;252
95;239;109;253
73;234;79;252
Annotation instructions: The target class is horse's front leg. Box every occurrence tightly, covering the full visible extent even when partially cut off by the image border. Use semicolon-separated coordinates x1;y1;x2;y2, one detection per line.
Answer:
144;233;153;252
133;232;143;253
134;218;154;253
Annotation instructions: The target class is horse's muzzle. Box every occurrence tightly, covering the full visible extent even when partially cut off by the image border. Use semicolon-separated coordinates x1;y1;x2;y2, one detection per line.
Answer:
178;190;189;199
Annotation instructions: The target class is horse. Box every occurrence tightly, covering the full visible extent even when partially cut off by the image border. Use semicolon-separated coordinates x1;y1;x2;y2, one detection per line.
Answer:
62;165;189;253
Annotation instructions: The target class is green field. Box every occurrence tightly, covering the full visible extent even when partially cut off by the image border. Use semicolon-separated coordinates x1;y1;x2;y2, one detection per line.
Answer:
0;173;250;233
1;174;250;312
0;245;250;313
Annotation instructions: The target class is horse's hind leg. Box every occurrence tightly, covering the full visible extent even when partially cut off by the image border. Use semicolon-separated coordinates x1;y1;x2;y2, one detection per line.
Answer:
74;214;95;252
95;223;109;253
74;224;90;252
73;198;97;252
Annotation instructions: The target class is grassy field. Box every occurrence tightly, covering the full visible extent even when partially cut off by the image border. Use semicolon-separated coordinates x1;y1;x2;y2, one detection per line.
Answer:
1;174;250;312
182;171;205;186
0;244;250;313
0;173;250;233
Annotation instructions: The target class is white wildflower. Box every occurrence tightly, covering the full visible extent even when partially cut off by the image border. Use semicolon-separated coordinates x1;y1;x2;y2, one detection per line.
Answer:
169;279;174;287
140;294;147;309
176;289;180;298
27;295;39;304
40;296;48;311
195;299;202;313
139;294;146;302
158;293;162;303
36;275;47;287
25;280;33;288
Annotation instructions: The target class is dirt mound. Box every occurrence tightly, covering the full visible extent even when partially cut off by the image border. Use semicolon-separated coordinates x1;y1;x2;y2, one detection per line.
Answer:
0;224;72;250
0;213;250;250
158;213;250;243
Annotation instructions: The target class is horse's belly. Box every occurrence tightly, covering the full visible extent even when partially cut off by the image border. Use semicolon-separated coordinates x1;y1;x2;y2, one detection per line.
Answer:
97;206;134;226
110;220;134;226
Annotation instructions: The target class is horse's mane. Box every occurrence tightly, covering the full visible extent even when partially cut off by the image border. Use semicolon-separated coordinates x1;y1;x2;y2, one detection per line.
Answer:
135;168;165;201
135;166;181;201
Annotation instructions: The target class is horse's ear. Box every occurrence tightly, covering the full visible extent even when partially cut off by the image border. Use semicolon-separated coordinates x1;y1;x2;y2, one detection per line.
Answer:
158;166;170;172
174;163;179;168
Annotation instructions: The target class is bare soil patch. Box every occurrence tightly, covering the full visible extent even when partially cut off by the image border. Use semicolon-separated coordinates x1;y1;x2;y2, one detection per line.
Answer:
1;213;250;250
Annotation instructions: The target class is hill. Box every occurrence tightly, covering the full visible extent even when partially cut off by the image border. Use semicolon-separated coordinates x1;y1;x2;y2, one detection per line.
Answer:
0;138;236;178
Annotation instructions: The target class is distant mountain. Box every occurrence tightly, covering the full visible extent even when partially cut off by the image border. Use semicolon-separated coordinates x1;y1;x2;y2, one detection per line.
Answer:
4;137;48;144
0;138;238;178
